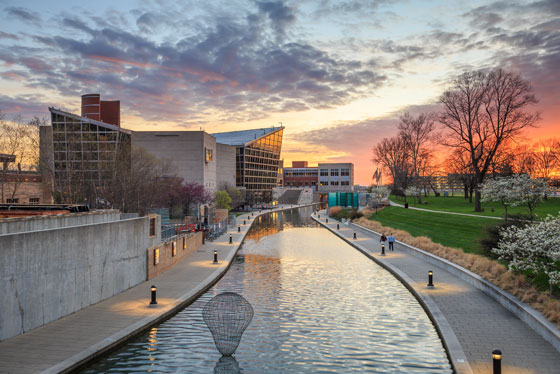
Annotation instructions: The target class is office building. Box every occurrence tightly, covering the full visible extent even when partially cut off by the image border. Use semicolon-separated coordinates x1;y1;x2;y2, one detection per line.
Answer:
283;161;318;189
318;163;354;193
213;127;284;203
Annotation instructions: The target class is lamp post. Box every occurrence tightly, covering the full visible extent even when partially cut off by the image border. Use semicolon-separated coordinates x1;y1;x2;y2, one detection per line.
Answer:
492;350;502;374
427;271;434;288
150;285;157;307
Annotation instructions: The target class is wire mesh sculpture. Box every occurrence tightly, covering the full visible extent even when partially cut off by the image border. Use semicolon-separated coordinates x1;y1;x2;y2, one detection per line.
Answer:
202;292;254;356
213;356;241;374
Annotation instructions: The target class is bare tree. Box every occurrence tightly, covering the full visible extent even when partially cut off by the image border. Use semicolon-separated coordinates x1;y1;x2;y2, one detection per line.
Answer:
439;69;539;211
398;112;435;203
532;139;559;180
510;143;536;175
445;148;476;201
373;136;413;195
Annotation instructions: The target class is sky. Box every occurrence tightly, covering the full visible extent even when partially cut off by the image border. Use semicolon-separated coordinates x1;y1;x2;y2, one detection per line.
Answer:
0;0;558;185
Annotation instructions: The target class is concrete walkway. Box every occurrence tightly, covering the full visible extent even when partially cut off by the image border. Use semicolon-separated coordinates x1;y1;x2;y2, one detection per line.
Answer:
0;204;315;374
313;212;560;374
389;200;503;220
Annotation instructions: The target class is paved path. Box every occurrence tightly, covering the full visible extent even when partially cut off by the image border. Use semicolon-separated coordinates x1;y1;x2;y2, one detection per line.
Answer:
0;204;315;374
313;212;559;374
389;200;503;220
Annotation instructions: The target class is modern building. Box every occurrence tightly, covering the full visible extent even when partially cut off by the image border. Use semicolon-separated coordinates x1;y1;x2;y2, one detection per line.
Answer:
317;163;354;193
131;131;236;190
81;93;121;126
41;107;131;203
283;161;318;189
213;127;284;203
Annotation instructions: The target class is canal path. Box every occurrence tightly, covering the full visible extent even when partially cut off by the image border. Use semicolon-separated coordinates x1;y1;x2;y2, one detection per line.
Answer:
315;212;560;374
78;207;452;373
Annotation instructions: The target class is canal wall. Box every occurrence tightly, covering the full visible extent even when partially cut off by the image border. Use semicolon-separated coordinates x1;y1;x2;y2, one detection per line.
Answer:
147;232;203;280
0;213;159;342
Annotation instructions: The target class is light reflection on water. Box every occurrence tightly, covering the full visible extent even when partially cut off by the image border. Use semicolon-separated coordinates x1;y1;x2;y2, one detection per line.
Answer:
81;207;452;373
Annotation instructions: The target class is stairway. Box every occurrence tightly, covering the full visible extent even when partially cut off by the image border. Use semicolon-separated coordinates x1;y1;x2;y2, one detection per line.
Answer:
277;189;303;205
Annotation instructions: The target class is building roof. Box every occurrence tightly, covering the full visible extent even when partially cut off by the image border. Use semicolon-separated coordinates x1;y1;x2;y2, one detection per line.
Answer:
213;127;283;146
48;107;132;134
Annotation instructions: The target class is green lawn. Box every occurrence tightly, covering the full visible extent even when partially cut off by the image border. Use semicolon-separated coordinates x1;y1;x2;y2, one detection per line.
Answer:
391;194;560;219
369;206;499;254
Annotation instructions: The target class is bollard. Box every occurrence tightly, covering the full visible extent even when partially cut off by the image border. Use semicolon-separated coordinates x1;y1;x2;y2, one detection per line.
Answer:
150;285;157;306
243;220;246;225
229;234;232;244
318;214;321;219
427;270;434;288
381;243;385;256
326;218;328;223
213;251;218;264
337;223;339;230
202;233;205;245
492;350;502;374
238;226;241;232
353;231;357;239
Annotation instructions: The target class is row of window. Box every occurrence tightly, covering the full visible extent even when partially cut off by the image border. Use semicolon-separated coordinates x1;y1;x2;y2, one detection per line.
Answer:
5;197;40;204
318;181;351;186
319;168;351;176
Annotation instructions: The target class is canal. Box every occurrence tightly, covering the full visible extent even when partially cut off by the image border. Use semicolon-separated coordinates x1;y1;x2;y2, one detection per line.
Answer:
81;206;452;373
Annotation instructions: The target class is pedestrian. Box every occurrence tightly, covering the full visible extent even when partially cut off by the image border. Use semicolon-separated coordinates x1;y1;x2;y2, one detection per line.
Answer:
380;233;387;250
388;233;395;251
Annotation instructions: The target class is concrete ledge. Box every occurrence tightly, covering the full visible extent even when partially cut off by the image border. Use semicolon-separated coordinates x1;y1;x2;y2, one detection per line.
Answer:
312;215;473;374
352;221;560;353
41;203;321;374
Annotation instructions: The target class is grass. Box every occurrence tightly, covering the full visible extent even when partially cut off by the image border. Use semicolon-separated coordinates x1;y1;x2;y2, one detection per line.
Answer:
368;206;497;254
391;194;560;219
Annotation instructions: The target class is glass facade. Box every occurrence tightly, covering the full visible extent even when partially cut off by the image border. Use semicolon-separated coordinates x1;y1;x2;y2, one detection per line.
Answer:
47;108;131;203
235;128;283;202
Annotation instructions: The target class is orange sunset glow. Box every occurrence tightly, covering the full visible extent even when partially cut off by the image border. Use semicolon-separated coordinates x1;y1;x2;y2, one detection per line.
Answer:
0;1;559;184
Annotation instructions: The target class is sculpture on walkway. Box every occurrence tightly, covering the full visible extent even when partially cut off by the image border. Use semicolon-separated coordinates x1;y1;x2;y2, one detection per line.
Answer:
202;292;254;356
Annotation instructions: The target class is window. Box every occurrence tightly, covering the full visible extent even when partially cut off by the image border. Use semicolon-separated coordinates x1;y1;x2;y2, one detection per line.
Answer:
205;147;213;163
320;181;327;186
330;169;339;176
6;198;19;204
341;168;350;176
320;169;328;176
149;217;156;237
341;181;350;185
172;241;177;257
330;181;339;186
29;197;40;204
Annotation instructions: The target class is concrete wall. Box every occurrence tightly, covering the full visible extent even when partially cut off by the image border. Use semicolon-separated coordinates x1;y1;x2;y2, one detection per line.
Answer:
132;131;218;192
147;232;202;280
216;143;236;188
0;215;154;342
0;210;122;235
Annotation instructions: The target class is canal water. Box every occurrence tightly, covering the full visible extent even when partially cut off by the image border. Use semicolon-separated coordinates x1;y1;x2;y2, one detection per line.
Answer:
81;207;452;373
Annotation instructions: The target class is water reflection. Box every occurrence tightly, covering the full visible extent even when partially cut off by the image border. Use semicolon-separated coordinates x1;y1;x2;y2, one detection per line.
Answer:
80;205;452;373
214;356;241;374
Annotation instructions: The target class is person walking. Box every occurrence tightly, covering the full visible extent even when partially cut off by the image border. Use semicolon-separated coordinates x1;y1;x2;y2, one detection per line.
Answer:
380;233;387;250
388;233;395;251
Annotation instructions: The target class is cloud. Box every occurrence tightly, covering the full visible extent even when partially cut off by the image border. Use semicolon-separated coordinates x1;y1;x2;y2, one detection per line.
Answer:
0;94;51;118
4;7;41;24
0;30;19;40
257;1;296;39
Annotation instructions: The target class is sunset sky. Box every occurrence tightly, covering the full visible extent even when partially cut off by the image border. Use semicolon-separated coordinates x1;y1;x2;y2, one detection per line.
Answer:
0;0;558;184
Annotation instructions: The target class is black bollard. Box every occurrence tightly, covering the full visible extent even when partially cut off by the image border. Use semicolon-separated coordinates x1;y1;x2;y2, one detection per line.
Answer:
337;223;339;230
492;350;502;374
150;285;157;306
427;271;434;288
381;243;385;256
318;214;321;219
326;218;328;223
213;251;218;264
229;234;232;244
238;226;241;232
353;231;357;239
243;220;246;225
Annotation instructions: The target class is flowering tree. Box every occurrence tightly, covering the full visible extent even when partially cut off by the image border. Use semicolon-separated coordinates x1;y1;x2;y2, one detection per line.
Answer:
404;186;421;204
481;177;517;220
493;215;560;293
482;174;549;220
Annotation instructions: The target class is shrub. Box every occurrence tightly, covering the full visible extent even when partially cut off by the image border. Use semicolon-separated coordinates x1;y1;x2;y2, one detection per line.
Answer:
480;219;529;258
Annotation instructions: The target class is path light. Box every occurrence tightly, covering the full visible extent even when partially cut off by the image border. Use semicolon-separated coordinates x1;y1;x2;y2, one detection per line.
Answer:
381;243;385;256
337;223;339;230
251;212;254;216
238;226;240;232
492;350;502;374
150;285;157;307
326;218;328;223
427;271;434;288
213;251;218;264
229;234;232;244
353;231;357;239
243;220;246;225
318;214;321;218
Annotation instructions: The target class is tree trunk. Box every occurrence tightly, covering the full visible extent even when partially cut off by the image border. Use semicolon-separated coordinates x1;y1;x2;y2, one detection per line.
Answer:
474;189;482;211
464;184;468;199
504;205;508;221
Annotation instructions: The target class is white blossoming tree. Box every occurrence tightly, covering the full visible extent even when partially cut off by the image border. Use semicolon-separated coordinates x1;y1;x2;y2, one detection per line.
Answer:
493;214;560;293
404;186;421;204
481;174;549;220
481;177;518;220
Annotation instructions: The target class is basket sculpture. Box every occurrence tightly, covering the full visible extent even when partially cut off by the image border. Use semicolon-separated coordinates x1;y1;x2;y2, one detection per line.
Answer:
202;292;254;356
213;356;241;374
